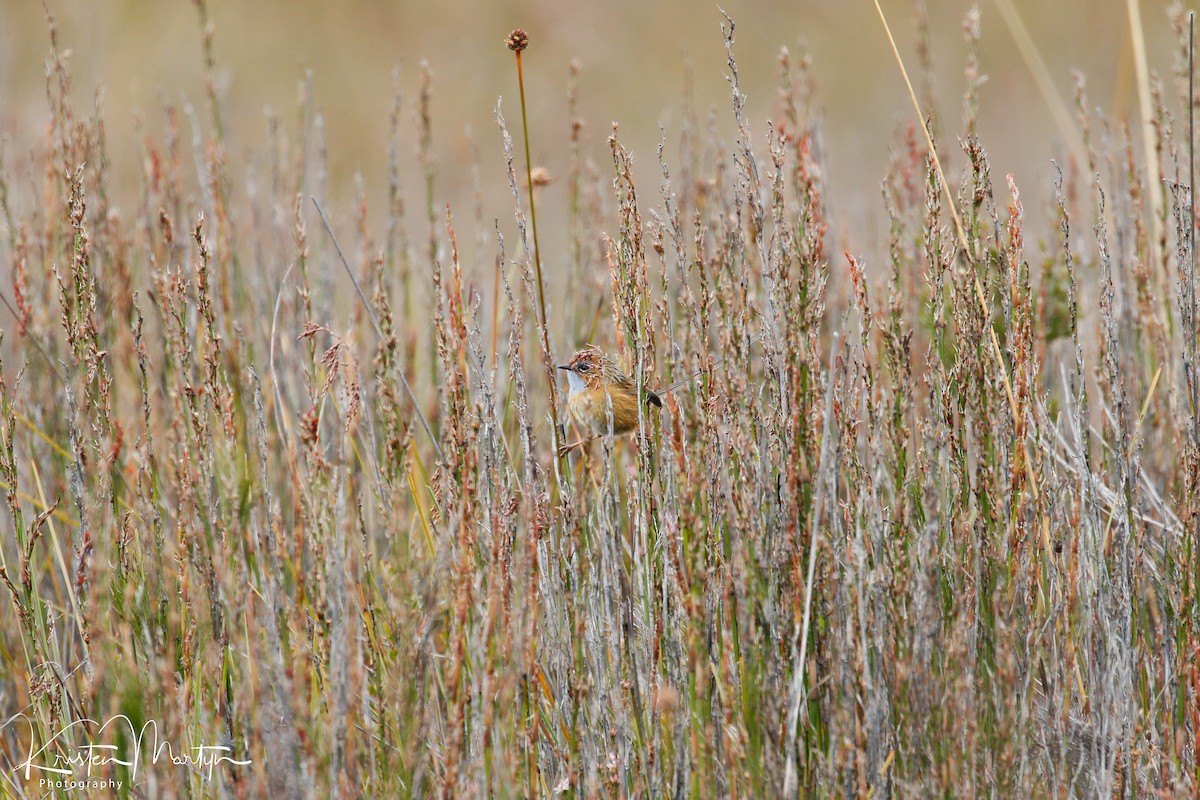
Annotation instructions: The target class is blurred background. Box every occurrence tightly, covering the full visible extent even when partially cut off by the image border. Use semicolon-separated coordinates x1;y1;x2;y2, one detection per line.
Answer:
0;0;1187;304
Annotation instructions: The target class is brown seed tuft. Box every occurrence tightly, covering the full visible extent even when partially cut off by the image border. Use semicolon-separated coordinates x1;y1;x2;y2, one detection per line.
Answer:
506;29;529;52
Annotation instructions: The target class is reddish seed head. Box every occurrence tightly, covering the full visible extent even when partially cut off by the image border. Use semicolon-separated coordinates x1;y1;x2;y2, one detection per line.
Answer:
506;29;529;52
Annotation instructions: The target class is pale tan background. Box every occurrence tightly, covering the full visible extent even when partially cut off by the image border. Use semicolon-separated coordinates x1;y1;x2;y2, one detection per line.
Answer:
0;1;1184;285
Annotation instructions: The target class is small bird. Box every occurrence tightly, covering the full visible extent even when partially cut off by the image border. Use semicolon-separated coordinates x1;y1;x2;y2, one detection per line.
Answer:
557;346;661;455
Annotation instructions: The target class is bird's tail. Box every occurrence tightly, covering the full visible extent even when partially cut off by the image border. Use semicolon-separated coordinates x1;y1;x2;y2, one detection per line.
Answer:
655;333;762;397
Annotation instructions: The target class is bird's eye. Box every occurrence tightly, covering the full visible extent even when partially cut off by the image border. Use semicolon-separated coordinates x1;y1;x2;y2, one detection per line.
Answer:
577;363;590;372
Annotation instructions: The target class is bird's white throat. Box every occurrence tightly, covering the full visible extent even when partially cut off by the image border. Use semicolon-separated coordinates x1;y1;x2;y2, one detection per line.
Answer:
564;369;587;396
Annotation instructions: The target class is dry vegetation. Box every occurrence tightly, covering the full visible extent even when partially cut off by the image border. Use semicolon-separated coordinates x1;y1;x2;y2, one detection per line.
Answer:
0;2;1198;798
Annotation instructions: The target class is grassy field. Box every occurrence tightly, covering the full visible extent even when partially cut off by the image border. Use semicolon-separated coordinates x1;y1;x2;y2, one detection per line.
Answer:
0;1;1198;797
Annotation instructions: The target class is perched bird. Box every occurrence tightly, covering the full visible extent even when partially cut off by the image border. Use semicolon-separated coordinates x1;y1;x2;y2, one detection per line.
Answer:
557;346;661;454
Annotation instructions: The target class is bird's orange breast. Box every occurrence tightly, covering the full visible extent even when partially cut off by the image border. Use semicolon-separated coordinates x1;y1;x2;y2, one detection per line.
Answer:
567;385;642;435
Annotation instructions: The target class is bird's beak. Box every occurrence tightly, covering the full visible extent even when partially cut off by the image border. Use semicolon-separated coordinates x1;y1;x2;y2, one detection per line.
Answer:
557;364;573;371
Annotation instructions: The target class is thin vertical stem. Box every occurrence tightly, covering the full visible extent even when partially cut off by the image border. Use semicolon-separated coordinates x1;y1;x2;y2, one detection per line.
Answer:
1127;0;1167;307
514;49;565;462
1190;13;1197;454
1189;12;1199;603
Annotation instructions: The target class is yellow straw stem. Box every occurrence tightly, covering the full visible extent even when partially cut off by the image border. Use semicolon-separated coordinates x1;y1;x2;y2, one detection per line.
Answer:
872;0;1039;502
